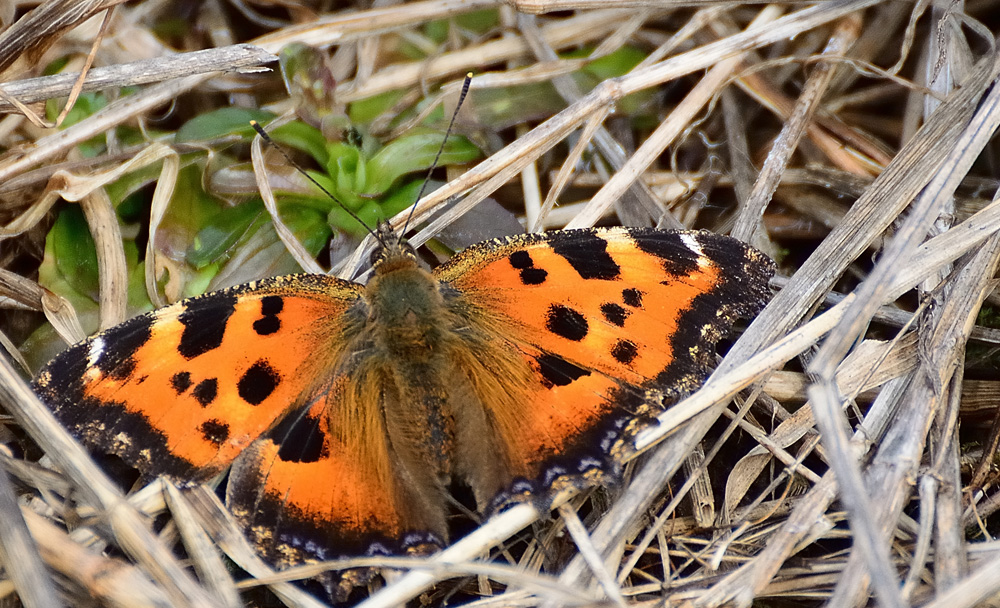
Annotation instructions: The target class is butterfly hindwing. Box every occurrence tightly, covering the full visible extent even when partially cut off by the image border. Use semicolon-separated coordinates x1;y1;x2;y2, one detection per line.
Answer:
33;274;365;482
226;385;443;573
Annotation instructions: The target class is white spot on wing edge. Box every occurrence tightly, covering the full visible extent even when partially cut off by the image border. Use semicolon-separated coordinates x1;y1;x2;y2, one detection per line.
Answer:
603;226;630;238
87;336;106;368
679;233;710;268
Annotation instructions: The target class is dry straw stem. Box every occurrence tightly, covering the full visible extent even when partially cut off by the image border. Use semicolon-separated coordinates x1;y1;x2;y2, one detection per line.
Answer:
0;44;278;112
517;11;673;230
730;13;861;242
0;359;219;607
0;267;46;310
676;191;1000;607
78;186;127;331
0;0;127;76
163;484;243;608
385;1;878;256
252;118;327;275
18;504;171;608
3;1;1000;607
178;485;328;608
504;0;816;14
0;459;61;608
807;50;1000;608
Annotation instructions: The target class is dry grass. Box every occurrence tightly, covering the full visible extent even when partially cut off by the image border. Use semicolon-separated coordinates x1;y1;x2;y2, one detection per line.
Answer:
2;1;1000;607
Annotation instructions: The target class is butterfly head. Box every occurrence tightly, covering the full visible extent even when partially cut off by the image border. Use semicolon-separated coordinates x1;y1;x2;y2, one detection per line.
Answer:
370;221;418;273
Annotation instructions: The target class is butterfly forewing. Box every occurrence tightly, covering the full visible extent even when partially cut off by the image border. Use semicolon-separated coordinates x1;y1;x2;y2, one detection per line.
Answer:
435;227;774;502
34;274;365;481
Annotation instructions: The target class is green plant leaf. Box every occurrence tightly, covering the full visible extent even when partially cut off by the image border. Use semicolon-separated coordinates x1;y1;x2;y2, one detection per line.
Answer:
47;206;100;301
37;206;153;326
581;46;646;80
176;107;276;141
378;179;424;219
363;132;480;195
269;121;329;165
348;90;407;125
282;204;332;258
48;93;109;156
187;198;268;268
48;92;107;128
325;143;367;208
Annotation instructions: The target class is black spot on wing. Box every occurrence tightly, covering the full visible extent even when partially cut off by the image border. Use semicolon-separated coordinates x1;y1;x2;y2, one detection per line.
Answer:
252;316;280;335
509;250;532;269
238;360;280;405
192;378;218;407
110;357;136;381
253;295;283;336
622;288;643;308
171;372;192;394
630;230;701;276
546;304;588;341
537;353;591;388
260;295;284;315
199;419;230;444
611;339;638;365
521;268;548;285
177;293;238;359
94;315;153;380
548;230;621;280
600;302;628;327
508;250;548;285
270;412;326;463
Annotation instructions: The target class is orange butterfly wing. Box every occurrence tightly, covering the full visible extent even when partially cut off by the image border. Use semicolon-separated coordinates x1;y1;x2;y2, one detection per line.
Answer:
33;274;365;482
225;372;443;573
434;227;774;504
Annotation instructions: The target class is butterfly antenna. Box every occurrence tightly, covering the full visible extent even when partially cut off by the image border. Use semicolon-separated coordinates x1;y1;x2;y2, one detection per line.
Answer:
398;72;473;246
250;120;380;242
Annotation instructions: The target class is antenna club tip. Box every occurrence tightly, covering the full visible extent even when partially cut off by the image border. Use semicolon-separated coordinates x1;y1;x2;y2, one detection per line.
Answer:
250;120;269;138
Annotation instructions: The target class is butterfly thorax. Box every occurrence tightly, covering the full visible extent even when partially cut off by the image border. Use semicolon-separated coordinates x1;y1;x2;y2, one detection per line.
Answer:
366;247;446;360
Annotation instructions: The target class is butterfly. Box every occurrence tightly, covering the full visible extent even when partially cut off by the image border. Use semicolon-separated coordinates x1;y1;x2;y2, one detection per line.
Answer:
33;220;773;600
